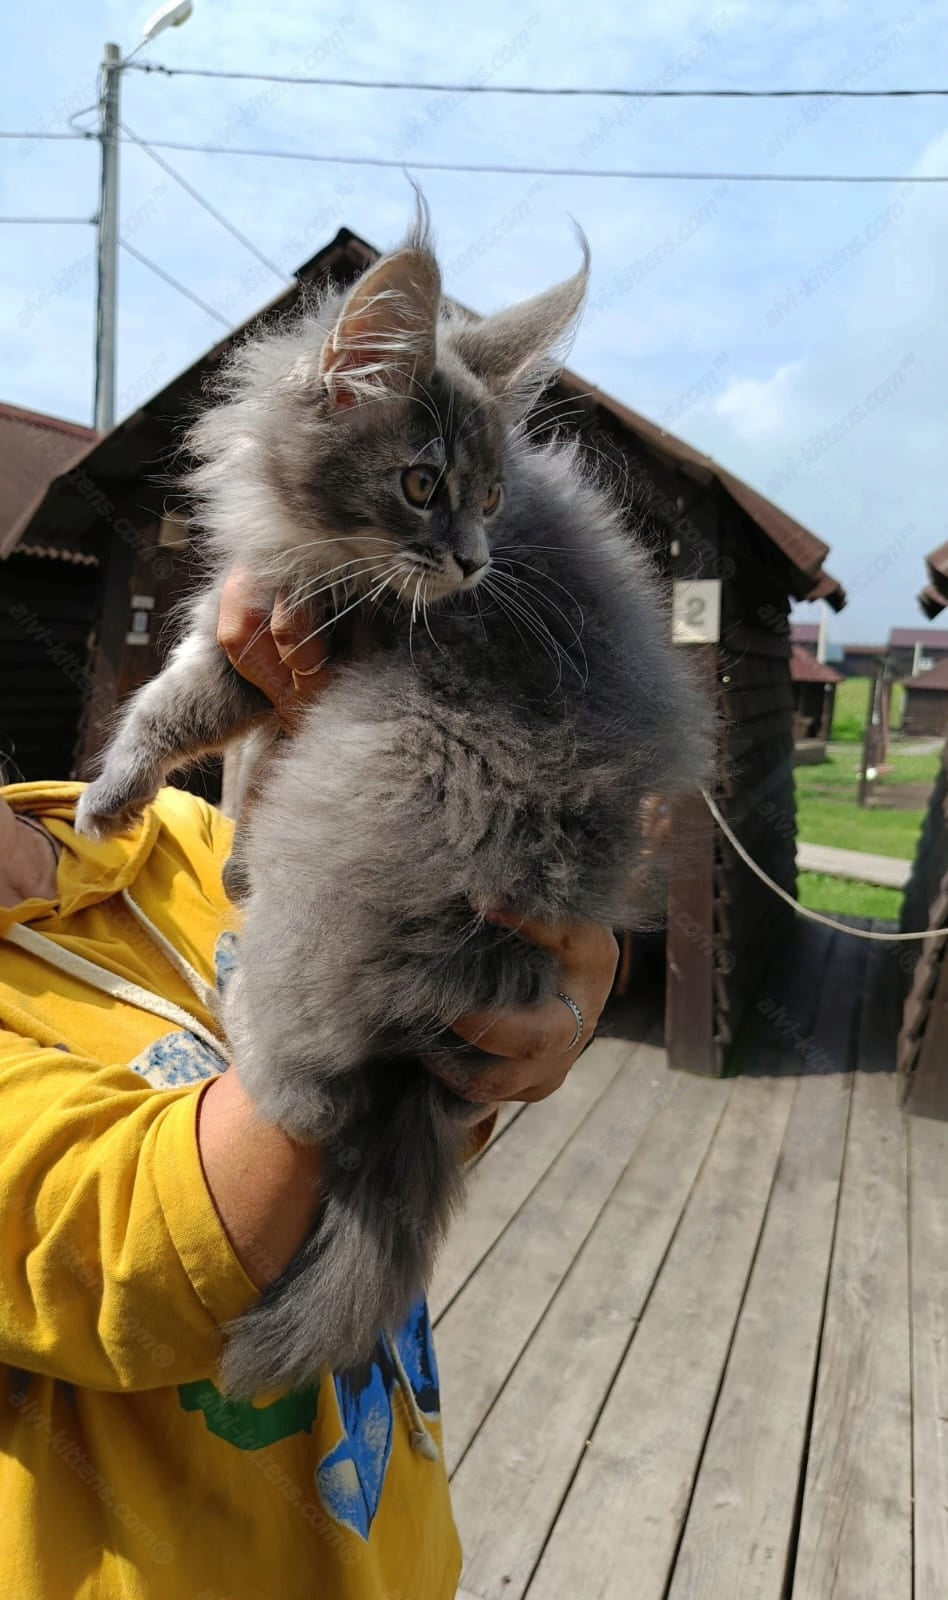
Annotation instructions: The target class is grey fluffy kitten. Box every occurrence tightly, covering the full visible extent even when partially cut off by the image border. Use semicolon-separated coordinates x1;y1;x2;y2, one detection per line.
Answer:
77;214;711;1397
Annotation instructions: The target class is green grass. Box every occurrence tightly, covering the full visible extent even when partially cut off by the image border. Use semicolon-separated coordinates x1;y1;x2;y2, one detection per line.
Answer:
829;677;905;740
797;871;902;920
795;796;923;858
791;740;932;917
831;676;871;741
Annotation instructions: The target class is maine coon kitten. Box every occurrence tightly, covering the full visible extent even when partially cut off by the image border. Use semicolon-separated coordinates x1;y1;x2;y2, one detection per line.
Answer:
77;212;711;1396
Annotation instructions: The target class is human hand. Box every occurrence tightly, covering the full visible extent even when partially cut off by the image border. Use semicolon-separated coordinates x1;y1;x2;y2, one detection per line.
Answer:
216;565;331;730
436;915;619;1105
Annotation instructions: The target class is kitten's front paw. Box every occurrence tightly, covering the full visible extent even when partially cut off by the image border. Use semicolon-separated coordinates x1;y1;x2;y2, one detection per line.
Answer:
75;777;155;840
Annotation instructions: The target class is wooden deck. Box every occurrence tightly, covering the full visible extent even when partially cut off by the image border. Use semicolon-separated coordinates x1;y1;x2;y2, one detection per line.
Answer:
436;920;948;1600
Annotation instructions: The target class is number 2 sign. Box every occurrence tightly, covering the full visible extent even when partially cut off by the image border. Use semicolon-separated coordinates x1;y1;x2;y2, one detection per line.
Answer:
672;580;722;645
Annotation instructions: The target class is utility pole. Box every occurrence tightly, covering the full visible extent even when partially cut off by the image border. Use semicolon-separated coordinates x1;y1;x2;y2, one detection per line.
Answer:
94;43;121;433
91;6;193;431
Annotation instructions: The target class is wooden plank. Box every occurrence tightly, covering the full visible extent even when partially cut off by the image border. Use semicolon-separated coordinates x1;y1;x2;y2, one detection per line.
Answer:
791;939;912;1600
909;1114;948;1600
454;1069;731;1600
667;932;866;1600
437;1043;673;1474
430;1038;627;1321
471;1099;523;1157
526;1069;796;1600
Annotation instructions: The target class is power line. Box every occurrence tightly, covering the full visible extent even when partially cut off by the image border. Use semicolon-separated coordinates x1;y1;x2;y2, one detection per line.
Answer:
0;215;94;224
2;128;945;183
81;137;948;182
124;63;948;98
120;120;291;285
119;237;231;326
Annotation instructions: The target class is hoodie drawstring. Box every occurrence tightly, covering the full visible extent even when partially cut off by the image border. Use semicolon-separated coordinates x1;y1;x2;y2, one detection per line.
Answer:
386;1333;439;1461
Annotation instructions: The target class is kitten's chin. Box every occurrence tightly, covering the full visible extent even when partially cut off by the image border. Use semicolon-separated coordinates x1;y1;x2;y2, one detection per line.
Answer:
420;565;490;602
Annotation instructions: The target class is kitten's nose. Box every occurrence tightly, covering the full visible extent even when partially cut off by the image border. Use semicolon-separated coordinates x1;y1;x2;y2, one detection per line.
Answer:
457;555;488;579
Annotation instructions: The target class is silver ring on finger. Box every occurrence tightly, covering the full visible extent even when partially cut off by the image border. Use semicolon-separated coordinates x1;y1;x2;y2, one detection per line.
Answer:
555;992;584;1051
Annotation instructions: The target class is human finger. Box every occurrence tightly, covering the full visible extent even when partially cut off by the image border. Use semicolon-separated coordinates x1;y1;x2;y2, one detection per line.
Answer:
217;566;295;707
451;919;618;1059
270;591;330;693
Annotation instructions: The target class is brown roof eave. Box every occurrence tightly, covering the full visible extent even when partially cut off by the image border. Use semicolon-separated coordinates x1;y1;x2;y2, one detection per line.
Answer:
805;569;847;611
918;583;947;621
918;541;948;619
556;370;841;605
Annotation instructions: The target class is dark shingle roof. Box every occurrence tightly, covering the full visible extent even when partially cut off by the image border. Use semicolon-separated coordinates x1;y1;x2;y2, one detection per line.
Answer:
901;657;948;692
889;626;948;649
0;404;97;560
790;645;843;685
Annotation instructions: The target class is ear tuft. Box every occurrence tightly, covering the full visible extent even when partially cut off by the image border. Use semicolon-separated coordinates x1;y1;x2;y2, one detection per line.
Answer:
319;244;441;409
448;228;590;406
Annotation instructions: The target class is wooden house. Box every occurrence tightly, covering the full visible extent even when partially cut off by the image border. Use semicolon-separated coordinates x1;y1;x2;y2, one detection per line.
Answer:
790;645;843;742
839;643;888;678
887;625;948;678
9;226;845;1076
0;404;99;780
900;658;948;738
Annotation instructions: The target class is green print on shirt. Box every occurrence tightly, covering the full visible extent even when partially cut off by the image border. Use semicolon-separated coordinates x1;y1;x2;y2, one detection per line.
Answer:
178;1378;319;1451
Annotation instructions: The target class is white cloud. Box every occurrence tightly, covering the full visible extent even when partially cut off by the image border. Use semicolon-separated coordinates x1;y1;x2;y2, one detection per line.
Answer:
712;360;805;439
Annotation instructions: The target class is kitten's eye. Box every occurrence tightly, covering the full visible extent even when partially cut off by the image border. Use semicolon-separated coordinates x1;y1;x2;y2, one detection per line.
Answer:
401;465;438;507
483;483;503;516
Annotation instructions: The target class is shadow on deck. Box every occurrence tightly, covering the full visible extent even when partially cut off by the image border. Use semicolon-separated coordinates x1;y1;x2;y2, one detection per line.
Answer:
438;917;946;1600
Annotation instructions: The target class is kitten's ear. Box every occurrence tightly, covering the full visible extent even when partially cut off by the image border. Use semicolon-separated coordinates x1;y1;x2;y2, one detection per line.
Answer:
319;249;441;409
450;232;590;403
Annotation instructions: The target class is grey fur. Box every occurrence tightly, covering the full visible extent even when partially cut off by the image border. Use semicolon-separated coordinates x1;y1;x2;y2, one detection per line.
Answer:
77;217;711;1396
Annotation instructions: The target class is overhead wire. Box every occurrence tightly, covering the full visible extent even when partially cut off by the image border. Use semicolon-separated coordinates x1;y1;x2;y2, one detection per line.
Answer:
120;120;291;284
7;131;941;182
119;237;231;326
5;62;947;348
123;64;948;98
1;131;946;184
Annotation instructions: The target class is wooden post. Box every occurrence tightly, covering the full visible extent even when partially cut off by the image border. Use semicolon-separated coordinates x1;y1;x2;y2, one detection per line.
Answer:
666;564;721;1074
665;716;719;1074
857;663;884;808
901;949;948;1120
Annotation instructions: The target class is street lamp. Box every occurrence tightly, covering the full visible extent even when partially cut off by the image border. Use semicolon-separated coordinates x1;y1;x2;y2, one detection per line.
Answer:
94;2;194;432
142;2;193;44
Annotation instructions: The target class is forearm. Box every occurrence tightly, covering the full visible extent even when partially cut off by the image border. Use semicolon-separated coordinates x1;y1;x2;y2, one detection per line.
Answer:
197;1070;324;1289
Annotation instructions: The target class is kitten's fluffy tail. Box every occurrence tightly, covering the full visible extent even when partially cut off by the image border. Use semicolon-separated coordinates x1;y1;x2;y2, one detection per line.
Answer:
220;1066;470;1397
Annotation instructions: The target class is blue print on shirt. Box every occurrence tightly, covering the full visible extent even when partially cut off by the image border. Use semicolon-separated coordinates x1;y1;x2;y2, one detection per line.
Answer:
126;1030;221;1089
315;1297;441;1542
214;930;239;995
125;931;239;1088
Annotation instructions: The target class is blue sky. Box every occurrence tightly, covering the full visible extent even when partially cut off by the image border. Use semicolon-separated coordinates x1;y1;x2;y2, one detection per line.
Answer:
2;0;946;643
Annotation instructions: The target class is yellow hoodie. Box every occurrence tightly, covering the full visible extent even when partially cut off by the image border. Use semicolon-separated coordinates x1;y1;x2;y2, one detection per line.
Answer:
0;781;462;1600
